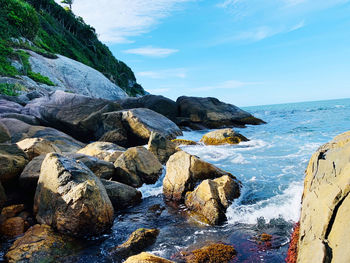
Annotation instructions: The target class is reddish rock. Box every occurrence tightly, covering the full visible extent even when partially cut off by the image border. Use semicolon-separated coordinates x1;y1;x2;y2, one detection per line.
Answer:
286;222;300;263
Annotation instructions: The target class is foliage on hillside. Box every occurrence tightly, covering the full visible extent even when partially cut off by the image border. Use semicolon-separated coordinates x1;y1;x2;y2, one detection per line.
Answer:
0;0;145;96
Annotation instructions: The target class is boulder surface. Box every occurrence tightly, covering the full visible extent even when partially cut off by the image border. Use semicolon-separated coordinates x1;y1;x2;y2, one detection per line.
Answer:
148;131;177;164
0;144;28;182
200;128;249;145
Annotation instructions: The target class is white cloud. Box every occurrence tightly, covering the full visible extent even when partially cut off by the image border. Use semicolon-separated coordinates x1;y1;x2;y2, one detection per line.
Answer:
123;46;179;57
192;80;260;92
137;68;187;79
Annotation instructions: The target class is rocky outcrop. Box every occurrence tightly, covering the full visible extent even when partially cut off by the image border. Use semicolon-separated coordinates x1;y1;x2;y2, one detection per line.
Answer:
5;224;81;263
200;128;249;145
101;179;142;210
34;153;114;237
147;132;177;164
163;151;236;202
184;176;240;225
110;228;159;259
297;131;350;263
77;142;125;163
114;147;163;188
0;144;28;183
17;138;62;160
177;96;265;129
124;252;174;263
23;90;122;142
0;118;85;153
119;95;178;122
28;51;128;100
99;112;128;147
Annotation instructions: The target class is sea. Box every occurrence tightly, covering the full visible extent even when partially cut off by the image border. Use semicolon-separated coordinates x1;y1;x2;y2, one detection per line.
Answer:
2;98;350;262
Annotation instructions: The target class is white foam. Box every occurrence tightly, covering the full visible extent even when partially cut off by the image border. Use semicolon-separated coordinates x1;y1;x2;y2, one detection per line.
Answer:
138;168;165;198
226;182;303;224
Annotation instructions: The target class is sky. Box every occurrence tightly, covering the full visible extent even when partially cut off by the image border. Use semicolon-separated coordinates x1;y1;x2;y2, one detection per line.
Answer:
59;0;350;106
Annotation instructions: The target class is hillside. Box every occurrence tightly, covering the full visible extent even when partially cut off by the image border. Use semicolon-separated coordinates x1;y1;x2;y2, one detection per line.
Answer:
0;0;145;96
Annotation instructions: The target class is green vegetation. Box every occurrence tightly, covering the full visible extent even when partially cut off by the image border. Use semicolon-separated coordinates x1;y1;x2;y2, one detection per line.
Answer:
0;83;25;96
0;0;145;96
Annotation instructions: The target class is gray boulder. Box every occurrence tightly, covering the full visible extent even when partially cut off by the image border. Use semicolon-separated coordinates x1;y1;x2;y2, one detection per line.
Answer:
0;99;23;114
147;132;176;164
0;113;40;125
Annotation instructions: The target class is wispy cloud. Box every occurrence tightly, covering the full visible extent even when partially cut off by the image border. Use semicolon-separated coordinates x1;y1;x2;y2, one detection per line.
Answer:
58;0;193;43
191;80;260;92
137;68;187;79
123;46;179;57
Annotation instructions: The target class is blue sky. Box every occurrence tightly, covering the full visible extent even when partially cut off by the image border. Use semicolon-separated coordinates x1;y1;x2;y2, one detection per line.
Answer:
63;0;350;106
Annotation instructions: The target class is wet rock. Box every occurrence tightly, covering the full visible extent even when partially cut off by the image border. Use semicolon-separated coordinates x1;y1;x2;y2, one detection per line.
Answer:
184;243;236;263
34;153;114;237
17;138;62;160
77;141;125;163
200;128;249;145
0;144;28;183
0;217;25;237
114;147;163;188
0;118;85;153
124;252;174;263
5;224;81;263
24;90;122;141
298;131;350;263
110;228;160;259
101;179;142;210
177;96;265;129
0;122;11;143
163;151;234;202
148;132;176;164
171;139;198;147
185;176;240;225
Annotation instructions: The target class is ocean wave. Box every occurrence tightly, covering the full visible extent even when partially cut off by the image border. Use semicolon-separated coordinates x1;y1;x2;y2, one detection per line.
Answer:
139;168;165;198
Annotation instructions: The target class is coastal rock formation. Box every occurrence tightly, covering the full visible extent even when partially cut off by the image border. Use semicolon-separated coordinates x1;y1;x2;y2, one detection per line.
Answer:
147;132;177;164
124;252;174;263
171;139;198;147
28;51;129;100
77;142;125;163
19;155;46;196
101;179;142;210
185;176;240;225
114;147;163;188
0;113;40;125
200;128;249;145
99;112;128;147
0;144;28;182
177;96;265;129
297;131;350;263
0;122;10;143
163;151;235;202
0;99;23;114
17;138;62;160
5;224;81;263
34;153;114;237
0;118;85;153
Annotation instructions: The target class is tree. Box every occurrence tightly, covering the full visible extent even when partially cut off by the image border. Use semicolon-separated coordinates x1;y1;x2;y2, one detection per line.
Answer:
61;0;73;11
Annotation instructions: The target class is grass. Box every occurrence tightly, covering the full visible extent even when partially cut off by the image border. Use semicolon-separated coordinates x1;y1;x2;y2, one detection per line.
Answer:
27;71;54;86
0;83;26;96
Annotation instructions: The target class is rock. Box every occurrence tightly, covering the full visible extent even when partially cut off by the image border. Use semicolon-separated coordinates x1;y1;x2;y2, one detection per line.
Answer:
5;224;81;263
19;155;45;196
148;132;176;164
176;96;265;129
119;95;178;122
104;108;182;146
34;153;114;237
0;118;85;153
1;204;25;218
297;131;350;263
0;217;25;237
183;243;237;263
0;99;23;114
0;181;6;208
185;176;240;225
17;138;62;160
171;139;198;147
77;142;125;163
98;111;128;147
163;151;236;202
28;50;128;100
200;128;249;145
114;147;163;188
0;121;10;143
0;113;40;125
101;179;142;209
0;144;28;183
110;228;159;259
286;222;299;263
124;252;174;263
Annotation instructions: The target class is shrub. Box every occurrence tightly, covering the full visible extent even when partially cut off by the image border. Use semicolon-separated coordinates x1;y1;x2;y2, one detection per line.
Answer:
27;71;55;86
0;83;24;96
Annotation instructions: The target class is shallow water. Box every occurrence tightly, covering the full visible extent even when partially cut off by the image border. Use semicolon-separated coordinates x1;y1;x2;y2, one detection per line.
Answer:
2;98;350;262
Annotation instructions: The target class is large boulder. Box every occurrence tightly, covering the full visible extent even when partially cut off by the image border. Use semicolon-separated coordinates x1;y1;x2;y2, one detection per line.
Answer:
101;179;142;209
17;138;62;161
200;128;249;145
0;99;23;114
0;122;10;143
163;151;236;202
19;155;46;196
103;108;182;146
77;142;125;163
114;147;163;188
98;112;128;147
0;113;40;125
0;118;85;153
297;131;350;263
176;96;265;129
0;144;28;183
147;132;177;164
124;252;174;263
184;175;240;225
34;153;114;237
28;51;128;100
23;90;122;141
5;224;81;263
119;95;178;122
